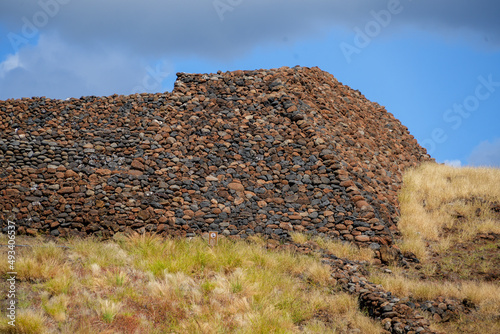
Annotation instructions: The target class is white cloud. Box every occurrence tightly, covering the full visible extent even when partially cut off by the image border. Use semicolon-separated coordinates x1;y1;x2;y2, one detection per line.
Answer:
444;160;462;167
0;33;174;99
468;138;500;167
0;53;23;78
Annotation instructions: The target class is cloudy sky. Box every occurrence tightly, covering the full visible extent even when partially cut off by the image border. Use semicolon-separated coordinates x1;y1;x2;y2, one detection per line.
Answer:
1;0;499;167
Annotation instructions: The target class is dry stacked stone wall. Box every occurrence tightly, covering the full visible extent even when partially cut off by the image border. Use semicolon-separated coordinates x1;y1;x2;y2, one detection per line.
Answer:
0;66;432;251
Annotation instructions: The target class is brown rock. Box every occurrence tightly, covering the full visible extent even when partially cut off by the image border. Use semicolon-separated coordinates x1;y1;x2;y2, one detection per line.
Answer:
372;225;385;231
285;194;298;202
340;180;355;188
183;210;194;218
65;170;79;178
257;200;267;208
96;168;112;175
4;189;19;196
58;187;73;194
128;170;143;176
228;182;245;192
234;197;245;205
137;209;150;221
26;228;37;236
131;159;145;170
356;200;371;209
354;235;370;242
380;245;399;264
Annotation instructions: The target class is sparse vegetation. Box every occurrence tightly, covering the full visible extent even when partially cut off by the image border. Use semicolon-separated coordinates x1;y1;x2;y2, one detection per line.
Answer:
291;233;375;263
398;162;500;259
388;162;500;333
0;308;48;334
0;234;381;333
368;265;500;306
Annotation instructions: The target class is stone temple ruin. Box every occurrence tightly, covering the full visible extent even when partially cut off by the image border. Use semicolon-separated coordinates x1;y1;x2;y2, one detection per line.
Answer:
0;66;432;259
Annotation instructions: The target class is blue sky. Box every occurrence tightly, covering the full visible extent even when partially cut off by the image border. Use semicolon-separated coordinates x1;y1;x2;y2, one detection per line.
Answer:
0;0;499;167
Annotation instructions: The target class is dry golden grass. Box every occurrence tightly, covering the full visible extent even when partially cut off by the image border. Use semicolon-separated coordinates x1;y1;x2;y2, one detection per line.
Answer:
369;266;500;307
0;308;48;334
430;311;500;334
398;162;500;259
290;232;309;244
369;267;500;334
0;237;69;283
291;232;375;263
41;292;68;322
0;234;382;334
387;162;500;334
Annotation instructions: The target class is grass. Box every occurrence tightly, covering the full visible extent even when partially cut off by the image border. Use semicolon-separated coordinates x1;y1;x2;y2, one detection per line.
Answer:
41;292;68;322
397;162;500;260
367;260;500;334
368;265;500;307
0;308;48;334
383;162;500;334
97;299;122;323
431;311;500;334
291;232;375;263
435;239;500;280
0;240;69;283
0;233;382;334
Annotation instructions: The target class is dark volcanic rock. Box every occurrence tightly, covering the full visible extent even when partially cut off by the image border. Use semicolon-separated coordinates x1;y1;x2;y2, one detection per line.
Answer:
0;66;432;247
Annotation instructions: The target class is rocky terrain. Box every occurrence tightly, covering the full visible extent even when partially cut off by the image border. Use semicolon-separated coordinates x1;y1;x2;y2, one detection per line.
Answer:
291;240;474;334
0;66;431;253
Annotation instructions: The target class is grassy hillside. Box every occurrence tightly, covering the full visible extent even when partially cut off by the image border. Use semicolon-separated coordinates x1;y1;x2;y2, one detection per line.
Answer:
381;162;500;333
0;234;381;334
0;162;499;333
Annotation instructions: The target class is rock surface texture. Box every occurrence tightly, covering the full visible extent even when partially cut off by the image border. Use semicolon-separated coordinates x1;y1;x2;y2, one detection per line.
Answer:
0;66;431;250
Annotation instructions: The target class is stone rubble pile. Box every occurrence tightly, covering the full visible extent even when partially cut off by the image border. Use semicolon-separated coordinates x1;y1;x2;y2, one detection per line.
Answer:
280;241;473;334
0;66;431;251
331;255;472;334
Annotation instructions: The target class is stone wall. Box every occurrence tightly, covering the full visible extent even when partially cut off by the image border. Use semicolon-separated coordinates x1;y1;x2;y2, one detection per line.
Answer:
0;66;432;250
